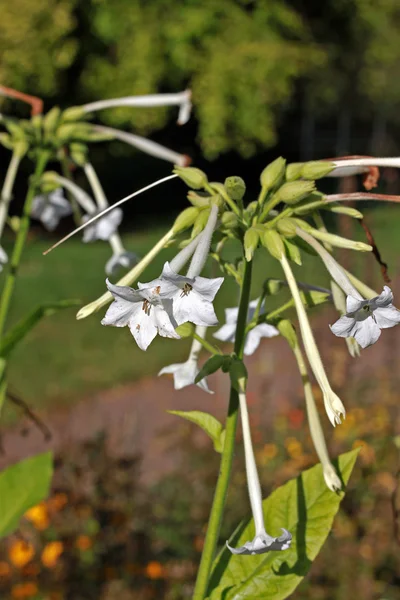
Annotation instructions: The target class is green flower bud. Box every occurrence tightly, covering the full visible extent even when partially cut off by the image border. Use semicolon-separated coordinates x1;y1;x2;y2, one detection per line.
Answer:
173;206;200;233
0;133;14;150
276;180;316;205
221;211;239;230
283;238;302;265
61;106;86;122
301;289;331;308
260;157;286;191
175;322;195;337
173;166;208;189
308;228;372;252
244;227;260;262
13;140;29;158
285;162;304;181
229;358;248;393
324;205;363;219
69;142;88;167
191;208;211;238
187;190;210;208
43;106;61;135
264;278;283;296
301;161;335;180
195;354;226;383
8;216;20;233
261;229;285;260
244;201;258;220
276;217;298;237
224;176;246;201
277;319;297;349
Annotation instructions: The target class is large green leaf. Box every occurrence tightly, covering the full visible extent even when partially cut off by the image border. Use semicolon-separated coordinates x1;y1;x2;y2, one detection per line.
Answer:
168;410;225;453
0;300;80;358
0;452;53;538
207;449;359;599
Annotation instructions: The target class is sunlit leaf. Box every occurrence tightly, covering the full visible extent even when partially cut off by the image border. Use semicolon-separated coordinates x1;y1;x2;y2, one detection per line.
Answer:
0;452;53;538
207;449;359;599
168;410;225;453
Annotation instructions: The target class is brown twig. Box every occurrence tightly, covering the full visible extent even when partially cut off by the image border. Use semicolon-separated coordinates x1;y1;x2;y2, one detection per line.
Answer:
7;390;52;442
325;192;400;204
0;85;43;116
359;218;390;283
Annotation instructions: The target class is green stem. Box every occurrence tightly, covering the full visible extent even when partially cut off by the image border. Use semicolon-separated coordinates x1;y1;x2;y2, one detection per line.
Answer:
0;152;49;339
193;259;253;600
0;151;21;239
192;332;222;356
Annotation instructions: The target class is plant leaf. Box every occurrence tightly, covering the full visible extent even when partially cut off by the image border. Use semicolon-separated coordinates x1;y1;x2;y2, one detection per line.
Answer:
195;355;225;384
168;410;225;453
207;449;359;599
0;452;53;538
0;300;80;358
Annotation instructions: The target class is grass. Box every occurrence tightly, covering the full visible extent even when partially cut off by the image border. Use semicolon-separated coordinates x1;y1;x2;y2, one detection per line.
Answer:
0;204;399;415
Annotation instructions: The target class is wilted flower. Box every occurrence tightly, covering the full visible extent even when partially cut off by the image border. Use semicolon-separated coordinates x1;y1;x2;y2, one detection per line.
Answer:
101;278;179;350
31;188;72;231
152;262;223;326
331;286;400;348
82;208;123;243
214;299;279;355
159;325;213;393
227;529;292;555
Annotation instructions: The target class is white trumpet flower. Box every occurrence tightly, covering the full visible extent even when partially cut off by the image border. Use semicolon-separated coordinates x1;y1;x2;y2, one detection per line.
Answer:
101;279;179;351
159;325;213;393
280;254;346;426
31;188;72;231
331;286;400;348
227;391;292;555
82;208;123;242
82;89;192;125
213;299;279;355
0;245;7;272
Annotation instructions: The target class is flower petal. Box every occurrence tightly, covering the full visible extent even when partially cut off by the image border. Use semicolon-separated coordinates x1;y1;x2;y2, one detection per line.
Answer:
227;529;292;555
153;305;180;340
346;295;364;313
129;310;158;350
243;324;279;356
373;305;400;329
192;276;224;301
213;323;236;343
352;316;381;348
371;285;393;308
173;290;218;326
330;315;357;338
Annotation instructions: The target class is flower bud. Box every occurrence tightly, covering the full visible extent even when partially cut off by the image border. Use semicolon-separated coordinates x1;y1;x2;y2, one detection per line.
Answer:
191;208;211;238
324;205;363;219
260;157;286;191
221;211;239;230
175;322;195;337
14;140;29;158
0;133;14;151
277;319;297;349
308;228;372;251
276;181;316;205
276;217;298;237
43;106;61;135
244;228;260;262
244;201;258;220
261;229;285;260
61;105;86;122
173;206;200;233
283;238;302;265
301;161;335;180
174;166;208;189
224;176;246;201
285;162;304;181
69;142;88;167
187;190;210;208
263;278;283;296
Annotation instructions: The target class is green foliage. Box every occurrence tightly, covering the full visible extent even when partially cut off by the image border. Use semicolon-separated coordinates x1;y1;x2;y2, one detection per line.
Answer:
0;452;53;538
0;299;80;358
168;410;225;453
207;449;359;599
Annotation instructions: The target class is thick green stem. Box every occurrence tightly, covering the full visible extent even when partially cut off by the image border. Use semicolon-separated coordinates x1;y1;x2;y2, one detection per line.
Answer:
193;259;252;600
0;152;49;339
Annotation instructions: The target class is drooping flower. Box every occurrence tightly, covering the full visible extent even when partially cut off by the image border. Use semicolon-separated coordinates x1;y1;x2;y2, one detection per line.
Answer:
101;279;179;350
213;299;279;355
105;249;138;276
150;262;223;327
330;286;400;348
82;208;123;243
31;189;72;231
159;325;213;393
227;391;292;555
0;245;7;272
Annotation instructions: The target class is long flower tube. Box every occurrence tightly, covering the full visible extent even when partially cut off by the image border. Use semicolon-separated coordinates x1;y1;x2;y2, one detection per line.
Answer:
52;175;96;214
0;151;21;270
81;90;192;125
227;390;292;554
330;157;400;172
279;253;346;426
292;342;342;491
93;125;190;166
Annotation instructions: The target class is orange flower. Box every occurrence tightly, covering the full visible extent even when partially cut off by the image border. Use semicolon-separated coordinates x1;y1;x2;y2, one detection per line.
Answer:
145;561;165;580
0;560;11;577
41;541;64;568
75;535;92;551
11;582;38;599
285;437;303;459
47;493;68;512
24;503;49;530
8;540;35;568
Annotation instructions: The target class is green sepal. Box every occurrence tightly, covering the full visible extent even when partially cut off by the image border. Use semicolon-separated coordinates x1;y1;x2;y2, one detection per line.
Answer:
173;166;208;189
277;318;297;349
191;208;211;238
173;206;200;233
283;238;302;265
